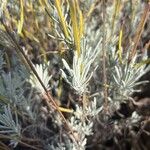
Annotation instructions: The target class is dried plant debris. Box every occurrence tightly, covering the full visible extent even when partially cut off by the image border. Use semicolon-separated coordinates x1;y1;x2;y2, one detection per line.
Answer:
0;0;149;150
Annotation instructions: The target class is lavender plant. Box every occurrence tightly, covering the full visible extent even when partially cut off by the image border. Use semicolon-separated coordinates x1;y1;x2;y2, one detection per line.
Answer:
61;38;102;95
0;105;21;137
29;62;52;94
0;0;149;150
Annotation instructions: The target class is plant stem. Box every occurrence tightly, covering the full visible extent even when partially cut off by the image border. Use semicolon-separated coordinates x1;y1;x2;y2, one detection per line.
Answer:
102;0;108;112
0;134;41;150
129;2;150;61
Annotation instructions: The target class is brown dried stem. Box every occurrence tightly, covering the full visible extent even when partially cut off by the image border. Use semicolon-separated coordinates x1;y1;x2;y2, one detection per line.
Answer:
0;134;41;150
102;0;108;112
129;2;150;60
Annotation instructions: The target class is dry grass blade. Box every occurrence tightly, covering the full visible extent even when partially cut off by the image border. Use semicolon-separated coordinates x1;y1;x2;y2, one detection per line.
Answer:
39;0;49;11
130;2;150;60
17;0;24;35
79;9;84;40
86;0;97;18
69;0;83;56
118;28;123;63
55;0;70;39
111;0;121;35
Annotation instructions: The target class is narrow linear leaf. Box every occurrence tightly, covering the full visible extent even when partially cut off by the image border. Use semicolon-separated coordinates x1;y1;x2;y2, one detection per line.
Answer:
55;0;69;39
118;28;123;63
17;0;24;35
69;0;81;56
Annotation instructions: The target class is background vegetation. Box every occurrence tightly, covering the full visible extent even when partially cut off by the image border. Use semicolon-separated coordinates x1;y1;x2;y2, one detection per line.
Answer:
0;0;150;149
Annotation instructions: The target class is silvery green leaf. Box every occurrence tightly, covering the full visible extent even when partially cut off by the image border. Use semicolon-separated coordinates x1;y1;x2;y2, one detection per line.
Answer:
0;72;25;105
29;62;52;94
0;105;21;137
62;59;73;76
112;50;150;100
61;37;102;94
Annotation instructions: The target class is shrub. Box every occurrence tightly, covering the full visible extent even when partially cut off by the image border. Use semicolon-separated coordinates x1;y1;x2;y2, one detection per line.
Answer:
0;0;149;149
